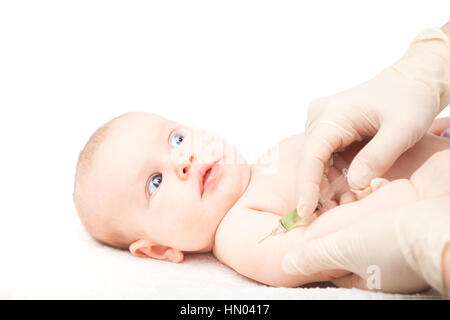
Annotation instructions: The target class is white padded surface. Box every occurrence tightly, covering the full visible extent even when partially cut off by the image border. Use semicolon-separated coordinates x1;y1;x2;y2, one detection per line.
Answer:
0;216;441;299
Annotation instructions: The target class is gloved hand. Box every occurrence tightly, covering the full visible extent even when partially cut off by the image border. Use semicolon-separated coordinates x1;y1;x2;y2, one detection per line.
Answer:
282;197;450;295
296;27;450;219
429;116;450;137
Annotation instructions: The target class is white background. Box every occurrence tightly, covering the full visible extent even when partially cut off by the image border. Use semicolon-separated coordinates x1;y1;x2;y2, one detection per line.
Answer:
0;1;448;298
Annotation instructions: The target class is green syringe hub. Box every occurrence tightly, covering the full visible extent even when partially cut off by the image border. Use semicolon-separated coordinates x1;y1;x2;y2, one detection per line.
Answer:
279;208;311;231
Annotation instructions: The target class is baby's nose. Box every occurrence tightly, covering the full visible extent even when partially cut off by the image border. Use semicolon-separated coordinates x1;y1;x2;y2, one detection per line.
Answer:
175;155;194;180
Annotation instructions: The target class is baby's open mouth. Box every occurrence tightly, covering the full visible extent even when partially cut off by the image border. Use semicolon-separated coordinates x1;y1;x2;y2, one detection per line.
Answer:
199;160;221;198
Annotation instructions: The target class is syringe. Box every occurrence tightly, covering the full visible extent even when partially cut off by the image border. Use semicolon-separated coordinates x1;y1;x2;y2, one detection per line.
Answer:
257;169;349;244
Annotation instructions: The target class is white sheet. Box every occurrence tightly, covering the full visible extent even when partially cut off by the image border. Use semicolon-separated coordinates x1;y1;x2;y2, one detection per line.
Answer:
0;214;441;299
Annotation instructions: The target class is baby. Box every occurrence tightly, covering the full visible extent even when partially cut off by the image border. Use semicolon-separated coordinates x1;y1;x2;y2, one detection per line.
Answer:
73;112;450;287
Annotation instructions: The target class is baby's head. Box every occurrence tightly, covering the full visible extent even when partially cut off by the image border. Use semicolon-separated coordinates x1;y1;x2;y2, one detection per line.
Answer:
74;112;251;262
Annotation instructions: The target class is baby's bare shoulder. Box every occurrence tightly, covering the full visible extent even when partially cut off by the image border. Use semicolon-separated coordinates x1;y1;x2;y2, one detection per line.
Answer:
240;133;305;214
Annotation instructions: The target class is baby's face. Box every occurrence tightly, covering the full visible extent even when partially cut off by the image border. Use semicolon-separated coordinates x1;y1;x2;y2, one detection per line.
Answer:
93;112;251;252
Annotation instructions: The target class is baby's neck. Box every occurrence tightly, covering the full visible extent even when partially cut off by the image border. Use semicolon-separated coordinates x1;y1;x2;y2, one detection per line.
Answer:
206;164;252;251
238;164;252;200
220;163;252;217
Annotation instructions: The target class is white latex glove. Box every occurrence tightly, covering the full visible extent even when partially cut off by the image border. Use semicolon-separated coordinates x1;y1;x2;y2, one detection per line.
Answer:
282;197;450;295
429;116;450;137
296;27;450;219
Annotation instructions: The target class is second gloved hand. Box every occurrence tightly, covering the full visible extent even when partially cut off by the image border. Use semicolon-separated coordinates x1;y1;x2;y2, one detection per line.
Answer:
282;197;450;294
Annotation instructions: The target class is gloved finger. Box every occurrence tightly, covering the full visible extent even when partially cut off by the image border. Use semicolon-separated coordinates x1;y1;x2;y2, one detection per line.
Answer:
332;274;369;290
347;123;411;190
428;116;450;136
304;104;323;135
304;189;380;242
327;159;351;201
339;191;356;205
282;230;352;276
328;154;354;204
316;174;337;213
296;123;346;219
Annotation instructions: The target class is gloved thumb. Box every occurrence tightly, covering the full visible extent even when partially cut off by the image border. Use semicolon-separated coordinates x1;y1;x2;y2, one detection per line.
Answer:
332;274;368;290
347;124;411;190
282;232;351;276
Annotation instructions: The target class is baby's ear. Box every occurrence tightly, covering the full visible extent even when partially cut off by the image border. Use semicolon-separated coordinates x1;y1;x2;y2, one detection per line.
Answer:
129;239;184;263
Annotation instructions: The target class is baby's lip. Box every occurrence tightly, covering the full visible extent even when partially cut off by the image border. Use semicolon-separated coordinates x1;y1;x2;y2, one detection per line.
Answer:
198;160;221;198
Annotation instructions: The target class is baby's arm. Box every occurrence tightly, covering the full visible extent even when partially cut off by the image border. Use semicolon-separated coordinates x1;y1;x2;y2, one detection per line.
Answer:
212;206;348;287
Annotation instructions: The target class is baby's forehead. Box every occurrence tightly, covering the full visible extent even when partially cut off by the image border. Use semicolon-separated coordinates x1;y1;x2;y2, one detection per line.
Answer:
104;113;172;156
109;112;178;143
113;112;168;131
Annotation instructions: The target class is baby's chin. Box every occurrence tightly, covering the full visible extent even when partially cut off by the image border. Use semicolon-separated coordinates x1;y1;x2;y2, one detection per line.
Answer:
207;161;250;205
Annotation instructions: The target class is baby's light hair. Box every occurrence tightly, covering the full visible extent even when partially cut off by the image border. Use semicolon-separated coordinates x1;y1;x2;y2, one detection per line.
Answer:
73;114;132;250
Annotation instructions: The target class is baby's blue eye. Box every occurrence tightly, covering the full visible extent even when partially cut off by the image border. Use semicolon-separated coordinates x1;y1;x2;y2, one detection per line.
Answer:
148;174;162;195
170;132;184;148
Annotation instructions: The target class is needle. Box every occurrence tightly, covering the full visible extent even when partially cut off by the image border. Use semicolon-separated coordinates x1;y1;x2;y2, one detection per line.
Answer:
257;224;285;244
257;233;273;244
